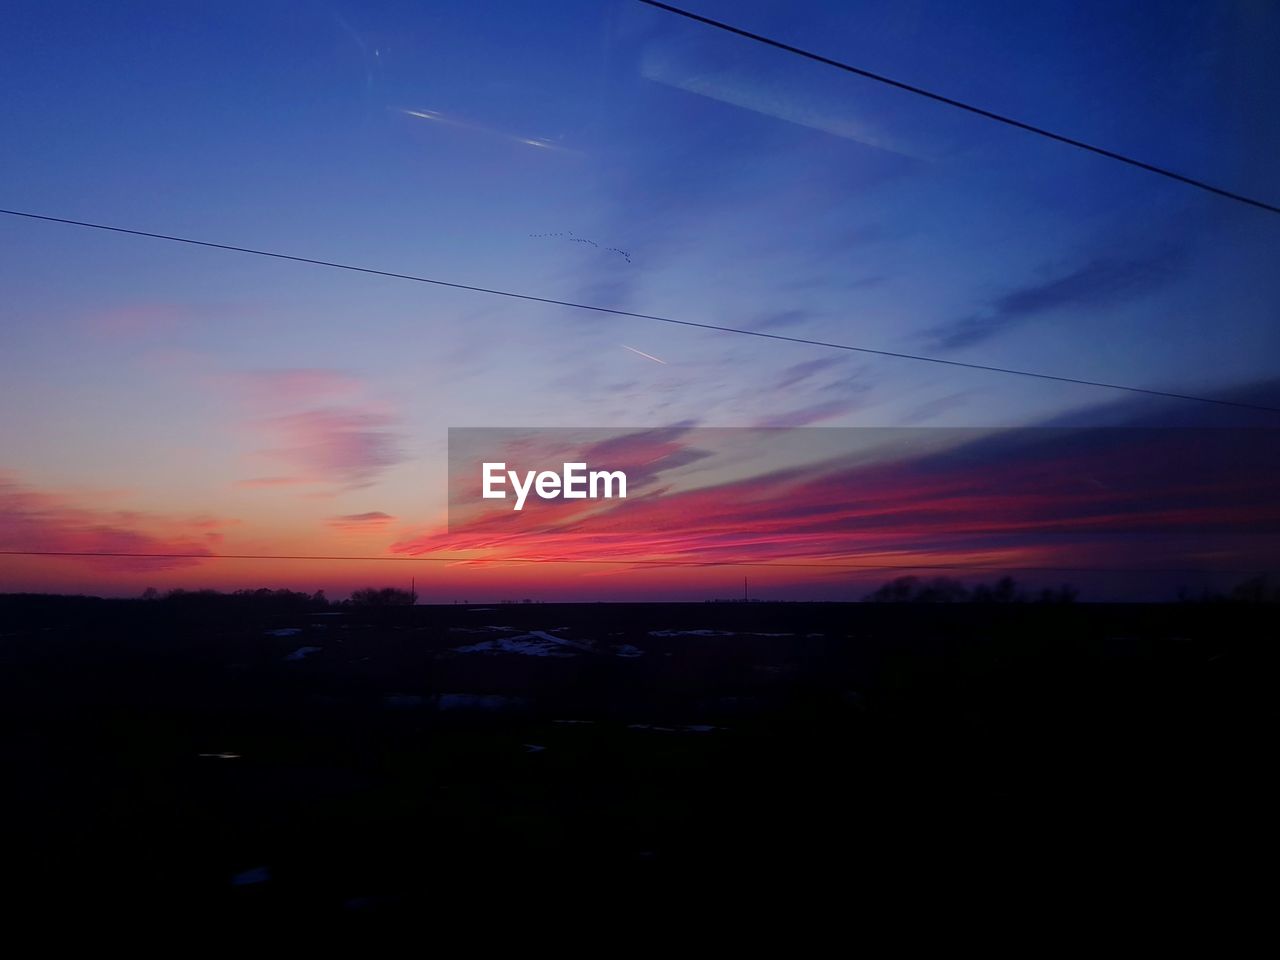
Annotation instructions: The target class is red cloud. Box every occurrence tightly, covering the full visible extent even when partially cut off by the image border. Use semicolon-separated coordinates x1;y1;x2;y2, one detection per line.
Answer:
397;428;1280;574
0;473;230;570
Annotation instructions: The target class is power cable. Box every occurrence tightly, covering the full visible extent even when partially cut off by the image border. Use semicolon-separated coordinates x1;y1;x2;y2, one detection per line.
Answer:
0;549;1269;575
2;208;1275;413
636;0;1280;215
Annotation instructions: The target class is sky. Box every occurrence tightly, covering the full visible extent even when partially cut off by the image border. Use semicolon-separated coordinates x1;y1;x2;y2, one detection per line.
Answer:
1;0;1278;600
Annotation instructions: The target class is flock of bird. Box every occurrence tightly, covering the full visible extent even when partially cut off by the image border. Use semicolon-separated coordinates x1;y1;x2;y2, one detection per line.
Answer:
531;231;632;263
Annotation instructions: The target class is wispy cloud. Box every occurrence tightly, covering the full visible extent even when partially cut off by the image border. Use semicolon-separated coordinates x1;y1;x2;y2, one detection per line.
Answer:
758;357;870;426
774;356;847;391
395;428;1280;573
753;397;866;427
258;408;403;491
236;369;364;406
753;309;817;331
901;391;972;424
925;251;1182;351
575;424;709;491
640;47;924;159
237;369;405;492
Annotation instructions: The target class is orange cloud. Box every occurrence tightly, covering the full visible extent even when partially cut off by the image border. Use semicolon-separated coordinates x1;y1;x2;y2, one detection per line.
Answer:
0;473;234;570
327;511;397;533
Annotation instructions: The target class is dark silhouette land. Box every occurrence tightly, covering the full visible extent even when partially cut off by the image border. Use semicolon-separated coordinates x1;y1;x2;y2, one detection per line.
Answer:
0;584;1271;926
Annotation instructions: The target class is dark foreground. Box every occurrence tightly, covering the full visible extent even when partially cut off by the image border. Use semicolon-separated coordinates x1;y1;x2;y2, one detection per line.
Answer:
0;596;1271;928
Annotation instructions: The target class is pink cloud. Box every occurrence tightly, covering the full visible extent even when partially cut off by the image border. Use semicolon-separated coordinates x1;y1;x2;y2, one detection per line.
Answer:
256;408;404;490
327;511;397;533
0;473;232;570
235;369;365;407
85;303;187;338
238;476;308;488
188;515;238;529
396;428;1280;574
231;369;404;492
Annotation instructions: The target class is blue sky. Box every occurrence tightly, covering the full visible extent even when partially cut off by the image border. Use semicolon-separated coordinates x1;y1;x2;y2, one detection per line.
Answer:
1;0;1277;597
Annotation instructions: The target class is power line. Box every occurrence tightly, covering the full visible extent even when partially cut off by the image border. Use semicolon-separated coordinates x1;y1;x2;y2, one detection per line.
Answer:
0;550;1269;576
637;0;1280;216
3;208;1276;414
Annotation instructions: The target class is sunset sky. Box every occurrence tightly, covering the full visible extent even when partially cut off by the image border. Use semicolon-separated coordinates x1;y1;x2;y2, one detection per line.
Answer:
2;0;1278;600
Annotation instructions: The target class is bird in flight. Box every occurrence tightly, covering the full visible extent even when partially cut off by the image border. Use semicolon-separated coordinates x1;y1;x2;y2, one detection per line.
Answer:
530;231;631;263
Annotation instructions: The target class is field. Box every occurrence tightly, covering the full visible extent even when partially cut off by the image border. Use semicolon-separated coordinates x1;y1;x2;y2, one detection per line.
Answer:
0;595;1270;925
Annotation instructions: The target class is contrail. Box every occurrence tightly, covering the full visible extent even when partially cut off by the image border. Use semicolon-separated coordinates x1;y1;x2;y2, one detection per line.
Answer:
622;344;667;364
402;109;562;151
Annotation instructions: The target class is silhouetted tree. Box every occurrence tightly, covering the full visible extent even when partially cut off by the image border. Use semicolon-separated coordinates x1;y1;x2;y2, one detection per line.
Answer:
150;587;319;621
1229;575;1279;604
970;576;1021;603
866;575;1072;603
349;586;415;607
1034;584;1078;604
1194;575;1279;604
865;576;967;603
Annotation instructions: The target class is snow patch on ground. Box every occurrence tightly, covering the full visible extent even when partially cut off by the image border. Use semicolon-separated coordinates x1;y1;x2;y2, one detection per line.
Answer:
283;646;322;661
453;629;591;657
615;644;645;658
265;628;302;637
648;629;735;637
647;629;797;638
454;636;574;657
